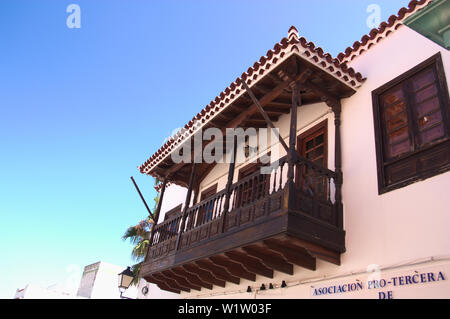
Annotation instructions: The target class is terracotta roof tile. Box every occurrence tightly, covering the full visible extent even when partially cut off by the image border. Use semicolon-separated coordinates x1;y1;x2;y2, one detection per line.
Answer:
139;26;365;176
337;0;433;63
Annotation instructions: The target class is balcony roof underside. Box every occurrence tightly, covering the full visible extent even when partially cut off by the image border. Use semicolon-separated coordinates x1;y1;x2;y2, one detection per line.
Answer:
147;54;356;187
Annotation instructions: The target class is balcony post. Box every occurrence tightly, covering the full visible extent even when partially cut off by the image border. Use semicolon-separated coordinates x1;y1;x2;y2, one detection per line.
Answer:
154;178;168;225
175;162;197;251
287;83;301;209
192;186;199;206
332;101;343;229
221;135;238;232
145;177;167;262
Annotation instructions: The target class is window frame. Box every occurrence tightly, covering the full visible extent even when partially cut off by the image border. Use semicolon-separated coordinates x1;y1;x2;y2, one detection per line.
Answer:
164;204;182;221
296;119;329;199
372;52;450;194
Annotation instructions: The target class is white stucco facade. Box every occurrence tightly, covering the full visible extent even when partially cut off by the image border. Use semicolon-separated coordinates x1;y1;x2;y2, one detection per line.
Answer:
76;261;138;299
145;11;450;299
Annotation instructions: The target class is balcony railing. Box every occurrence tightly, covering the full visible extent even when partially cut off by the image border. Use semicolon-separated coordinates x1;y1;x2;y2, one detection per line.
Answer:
146;155;343;266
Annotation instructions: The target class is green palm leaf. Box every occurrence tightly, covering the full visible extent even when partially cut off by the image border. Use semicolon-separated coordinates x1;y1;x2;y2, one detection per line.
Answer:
123;177;161;285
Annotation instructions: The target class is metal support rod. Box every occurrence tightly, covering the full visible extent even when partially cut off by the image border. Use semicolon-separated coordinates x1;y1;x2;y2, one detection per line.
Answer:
130;176;155;221
241;80;290;154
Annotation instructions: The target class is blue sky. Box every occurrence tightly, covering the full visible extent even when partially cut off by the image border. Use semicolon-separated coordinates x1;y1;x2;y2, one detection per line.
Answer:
0;0;410;298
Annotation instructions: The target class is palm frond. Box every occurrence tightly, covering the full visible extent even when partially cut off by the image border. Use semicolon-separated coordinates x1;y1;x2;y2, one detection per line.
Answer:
130;262;142;286
131;239;149;261
122;226;141;245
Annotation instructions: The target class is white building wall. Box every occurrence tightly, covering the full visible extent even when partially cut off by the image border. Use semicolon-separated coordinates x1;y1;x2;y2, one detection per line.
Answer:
148;24;450;299
159;184;187;221
340;25;450;269
14;284;82;299
136;278;181;299
77;261;138;299
198;101;335;194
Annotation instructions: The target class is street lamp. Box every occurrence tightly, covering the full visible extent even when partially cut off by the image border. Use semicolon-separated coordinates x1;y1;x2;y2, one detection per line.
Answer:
118;266;135;299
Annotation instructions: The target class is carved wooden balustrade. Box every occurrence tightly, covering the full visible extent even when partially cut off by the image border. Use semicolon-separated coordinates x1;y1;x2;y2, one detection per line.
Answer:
143;154;345;286
292;155;341;227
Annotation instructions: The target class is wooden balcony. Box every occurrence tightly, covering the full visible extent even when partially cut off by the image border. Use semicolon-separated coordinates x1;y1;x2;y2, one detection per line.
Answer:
140;156;345;294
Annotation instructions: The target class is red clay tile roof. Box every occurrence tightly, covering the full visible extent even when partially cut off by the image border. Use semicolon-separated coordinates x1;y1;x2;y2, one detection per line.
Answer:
139;26;365;176
337;0;433;63
140;0;436;177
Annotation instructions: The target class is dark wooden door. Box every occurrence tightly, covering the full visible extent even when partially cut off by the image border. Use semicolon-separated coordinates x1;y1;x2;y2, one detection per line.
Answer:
297;120;328;199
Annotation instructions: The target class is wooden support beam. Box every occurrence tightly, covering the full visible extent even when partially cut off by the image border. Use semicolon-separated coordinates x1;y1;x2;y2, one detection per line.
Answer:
157;283;181;294
241;80;290;154
145;275;181;294
242;119;269;125
210;118;229;127
230;103;248;112
265;101;292;108
162;270;202;291
146;177;168;263
172;267;213;290
268;73;283;84
332;100;343;229
175;163;197;251
241;68;312;155
153;178;167;225
300;80;339;108
153;273;190;293
242;246;293;275
263;239;316;271
242;121;271;128
225;251;273;278
226;80;294;129
162;76;294;177
209;256;256;282
265;111;288;118
182;264;226;288
157;272;192;292
215;113;234;122
222;135;237;232
250;84;270;96
273;96;293;105
249;113;279;122
264;105;291;114
287;82;301;209
192;186;199;206
144;274;163;286
130;176;155;221
286;235;341;265
195;260;240;285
